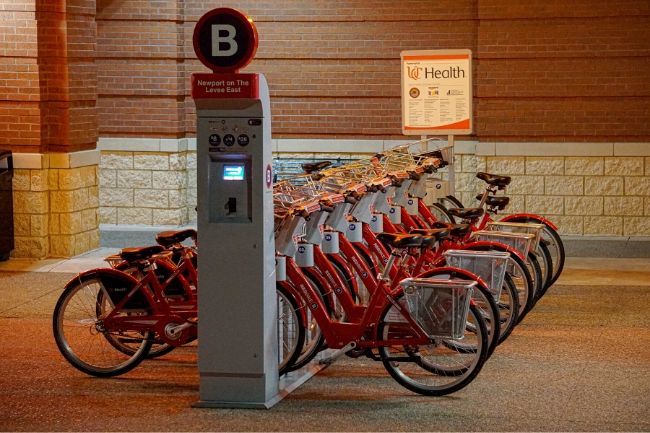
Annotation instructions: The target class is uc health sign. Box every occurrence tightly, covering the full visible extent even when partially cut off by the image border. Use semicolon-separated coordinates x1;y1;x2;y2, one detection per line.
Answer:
401;49;472;135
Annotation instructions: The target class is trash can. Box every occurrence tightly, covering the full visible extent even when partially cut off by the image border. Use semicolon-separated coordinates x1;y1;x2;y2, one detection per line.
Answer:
0;150;14;261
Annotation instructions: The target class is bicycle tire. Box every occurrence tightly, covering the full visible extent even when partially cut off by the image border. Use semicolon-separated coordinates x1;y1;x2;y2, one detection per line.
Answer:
496;273;520;344
285;272;327;372
527;252;544;303
276;283;306;376
53;275;153;377
540;224;565;287
440;195;465;209
378;302;488;396
535;241;553;296
429;202;456;224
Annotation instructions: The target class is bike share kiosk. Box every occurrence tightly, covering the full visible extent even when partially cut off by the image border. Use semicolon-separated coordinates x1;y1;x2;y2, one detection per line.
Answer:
192;8;279;408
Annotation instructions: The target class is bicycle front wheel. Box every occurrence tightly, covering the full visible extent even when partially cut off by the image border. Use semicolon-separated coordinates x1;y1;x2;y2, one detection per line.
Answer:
276;283;305;375
429;202;455;224
53;276;153;377
378;302;488;396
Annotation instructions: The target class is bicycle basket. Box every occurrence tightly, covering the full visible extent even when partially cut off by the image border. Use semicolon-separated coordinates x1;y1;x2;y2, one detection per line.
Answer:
472;230;535;258
486;221;544;251
399;278;476;339
443;250;510;298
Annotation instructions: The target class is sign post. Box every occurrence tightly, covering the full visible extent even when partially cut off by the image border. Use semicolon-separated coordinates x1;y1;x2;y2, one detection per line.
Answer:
400;49;473;195
192;8;279;409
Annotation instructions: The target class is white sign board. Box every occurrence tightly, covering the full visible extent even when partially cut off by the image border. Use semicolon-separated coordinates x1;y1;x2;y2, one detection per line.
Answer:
401;49;472;135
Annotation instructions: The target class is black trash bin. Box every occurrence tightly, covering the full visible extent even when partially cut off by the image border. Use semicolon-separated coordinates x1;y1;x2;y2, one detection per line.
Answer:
0;150;14;261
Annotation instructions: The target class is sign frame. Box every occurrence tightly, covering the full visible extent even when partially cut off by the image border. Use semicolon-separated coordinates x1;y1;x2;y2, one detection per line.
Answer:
192;7;259;73
400;49;473;136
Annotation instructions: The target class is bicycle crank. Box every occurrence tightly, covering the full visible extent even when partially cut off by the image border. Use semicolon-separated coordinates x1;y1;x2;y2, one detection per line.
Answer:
155;315;196;346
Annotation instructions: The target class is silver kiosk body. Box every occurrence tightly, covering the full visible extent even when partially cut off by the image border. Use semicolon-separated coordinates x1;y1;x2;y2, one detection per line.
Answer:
195;74;278;408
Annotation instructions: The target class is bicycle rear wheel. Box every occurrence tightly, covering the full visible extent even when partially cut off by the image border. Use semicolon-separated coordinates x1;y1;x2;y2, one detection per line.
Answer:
378;302;488;396
53;276;153;377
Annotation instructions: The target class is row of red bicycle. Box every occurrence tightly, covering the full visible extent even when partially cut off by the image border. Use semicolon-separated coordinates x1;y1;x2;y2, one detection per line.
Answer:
52;140;564;397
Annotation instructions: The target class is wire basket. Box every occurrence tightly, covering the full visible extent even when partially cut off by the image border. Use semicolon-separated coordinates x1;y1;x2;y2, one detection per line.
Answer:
472;230;535;258
443;250;510;298
399;278;476;339
486;221;544;251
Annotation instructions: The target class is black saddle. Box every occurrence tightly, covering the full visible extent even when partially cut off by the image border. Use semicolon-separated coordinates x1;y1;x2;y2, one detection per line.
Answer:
120;245;165;262
407;170;422;181
156;229;197;247
376;233;423;248
476;172;511;188
448;207;484;220
476;194;510;210
410;228;450;242
302;161;332;173
429;221;472;237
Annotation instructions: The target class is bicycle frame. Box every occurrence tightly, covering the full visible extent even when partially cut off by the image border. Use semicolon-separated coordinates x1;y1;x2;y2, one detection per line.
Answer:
99;263;197;346
285;251;432;350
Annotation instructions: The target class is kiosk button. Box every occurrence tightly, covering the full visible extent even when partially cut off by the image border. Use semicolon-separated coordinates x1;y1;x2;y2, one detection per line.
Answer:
223;134;235;146
237;134;250;146
209;134;221;145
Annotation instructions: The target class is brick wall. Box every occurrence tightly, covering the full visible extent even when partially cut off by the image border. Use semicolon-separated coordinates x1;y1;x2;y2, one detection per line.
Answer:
1;0;100;258
92;0;650;141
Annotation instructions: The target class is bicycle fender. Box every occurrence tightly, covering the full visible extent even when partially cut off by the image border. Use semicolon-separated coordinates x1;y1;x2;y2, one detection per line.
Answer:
458;240;526;261
415;266;491;293
64;268;146;309
499;213;558;231
64;267;140;291
278;279;309;324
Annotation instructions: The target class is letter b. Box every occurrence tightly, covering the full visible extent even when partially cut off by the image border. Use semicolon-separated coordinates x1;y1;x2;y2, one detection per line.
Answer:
212;24;237;56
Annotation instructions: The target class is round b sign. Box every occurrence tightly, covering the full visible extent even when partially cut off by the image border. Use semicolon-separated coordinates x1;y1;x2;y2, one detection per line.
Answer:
193;8;258;73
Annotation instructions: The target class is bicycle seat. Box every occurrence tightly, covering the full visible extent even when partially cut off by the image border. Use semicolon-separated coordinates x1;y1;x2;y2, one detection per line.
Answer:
120;245;165;262
476;194;510;210
410;228;450;242
376;233;423;248
302;161;332;173
447;207;484;220
476;172;511;188
429;221;472;237
407;170;422;181
156;228;197;247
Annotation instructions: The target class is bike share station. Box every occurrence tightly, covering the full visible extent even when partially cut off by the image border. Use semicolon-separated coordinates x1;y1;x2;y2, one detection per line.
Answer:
192;8;322;409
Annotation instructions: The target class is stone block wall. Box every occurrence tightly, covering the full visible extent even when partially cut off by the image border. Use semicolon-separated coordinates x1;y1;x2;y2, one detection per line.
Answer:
98;138;194;226
12;151;100;259
97;138;649;239
451;143;650;236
